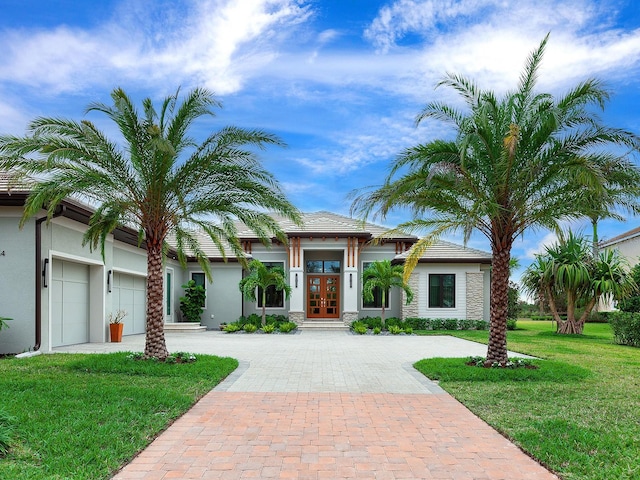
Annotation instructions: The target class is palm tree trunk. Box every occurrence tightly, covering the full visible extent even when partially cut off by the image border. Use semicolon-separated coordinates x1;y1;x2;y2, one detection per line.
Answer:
381;291;386;327
486;241;511;365
261;289;267;327
144;241;169;359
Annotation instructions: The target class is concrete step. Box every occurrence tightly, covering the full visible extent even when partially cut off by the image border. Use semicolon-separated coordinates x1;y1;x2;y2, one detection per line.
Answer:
298;320;350;331
164;322;207;333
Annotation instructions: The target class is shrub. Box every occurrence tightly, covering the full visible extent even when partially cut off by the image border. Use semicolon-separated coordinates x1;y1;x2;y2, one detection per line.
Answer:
278;322;297;333
608;312;640;347
474;319;489;330
223;323;241;333
351;321;367;332
261;324;276;334
179;280;205;322
243;323;258;333
0;408;15;457
354;325;367;335
388;325;403;335
405;317;426;330
507;318;518;330
373;327;381;335
430;318;445;330
443;318;459;330
360;316;383;330
404;326;413;335
385;317;403;329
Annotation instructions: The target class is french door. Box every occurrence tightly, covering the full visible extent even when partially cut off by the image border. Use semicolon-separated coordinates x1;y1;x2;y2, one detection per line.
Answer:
307;275;340;318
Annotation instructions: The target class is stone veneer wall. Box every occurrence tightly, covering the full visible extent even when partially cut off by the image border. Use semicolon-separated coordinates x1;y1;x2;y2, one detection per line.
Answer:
288;311;304;325
402;273;420;320
466;272;484;320
342;311;358;325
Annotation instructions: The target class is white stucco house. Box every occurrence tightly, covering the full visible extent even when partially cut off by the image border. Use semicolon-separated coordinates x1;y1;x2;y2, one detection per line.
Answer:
0;176;492;354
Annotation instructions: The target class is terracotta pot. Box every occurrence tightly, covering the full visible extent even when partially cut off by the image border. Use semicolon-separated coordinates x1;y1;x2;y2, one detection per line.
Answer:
110;323;124;342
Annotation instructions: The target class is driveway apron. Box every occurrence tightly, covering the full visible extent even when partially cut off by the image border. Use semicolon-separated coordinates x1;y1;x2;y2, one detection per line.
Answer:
56;331;558;479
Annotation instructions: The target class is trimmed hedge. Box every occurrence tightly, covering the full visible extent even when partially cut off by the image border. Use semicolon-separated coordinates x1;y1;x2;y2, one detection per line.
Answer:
608;312;640;347
353;317;488;332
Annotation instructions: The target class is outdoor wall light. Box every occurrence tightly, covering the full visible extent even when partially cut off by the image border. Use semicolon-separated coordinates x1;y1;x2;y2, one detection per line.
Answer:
107;270;112;293
42;258;49;288
350;273;353;288
295;273;298;288
0;250;5;256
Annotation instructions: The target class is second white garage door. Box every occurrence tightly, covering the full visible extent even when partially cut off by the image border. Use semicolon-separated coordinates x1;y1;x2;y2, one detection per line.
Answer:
112;273;146;335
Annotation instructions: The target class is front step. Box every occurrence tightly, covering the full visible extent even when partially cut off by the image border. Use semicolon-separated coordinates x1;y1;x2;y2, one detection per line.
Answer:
164;322;207;333
298;320;350;331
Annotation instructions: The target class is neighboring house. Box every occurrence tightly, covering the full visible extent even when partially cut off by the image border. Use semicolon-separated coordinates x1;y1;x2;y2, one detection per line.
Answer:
1;177;492;354
599;226;640;310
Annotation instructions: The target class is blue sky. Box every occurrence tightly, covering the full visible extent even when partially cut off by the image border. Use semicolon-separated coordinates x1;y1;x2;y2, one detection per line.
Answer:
2;0;640;285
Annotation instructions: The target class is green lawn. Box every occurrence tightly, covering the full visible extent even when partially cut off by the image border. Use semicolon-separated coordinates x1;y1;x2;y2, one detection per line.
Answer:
415;321;640;480
0;352;238;480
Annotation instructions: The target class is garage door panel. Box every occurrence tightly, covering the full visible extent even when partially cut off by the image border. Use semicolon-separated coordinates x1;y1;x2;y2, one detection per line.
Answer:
51;260;89;347
114;273;146;335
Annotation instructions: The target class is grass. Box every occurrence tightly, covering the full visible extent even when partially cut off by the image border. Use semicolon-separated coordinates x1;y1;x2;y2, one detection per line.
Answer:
0;352;238;480
414;321;640;480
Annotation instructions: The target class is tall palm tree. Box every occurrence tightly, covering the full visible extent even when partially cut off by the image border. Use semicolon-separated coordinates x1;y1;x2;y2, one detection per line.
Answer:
362;260;413;327
522;231;636;334
351;35;640;364
0;87;301;359
239;259;291;327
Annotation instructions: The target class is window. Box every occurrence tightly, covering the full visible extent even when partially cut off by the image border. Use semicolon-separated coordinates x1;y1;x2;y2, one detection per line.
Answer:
306;260;341;273
362;262;389;309
191;272;207;308
257;262;285;308
429;274;455;308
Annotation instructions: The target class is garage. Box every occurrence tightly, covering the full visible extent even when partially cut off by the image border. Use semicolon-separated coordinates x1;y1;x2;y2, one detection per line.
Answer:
51;259;89;347
112;272;146;335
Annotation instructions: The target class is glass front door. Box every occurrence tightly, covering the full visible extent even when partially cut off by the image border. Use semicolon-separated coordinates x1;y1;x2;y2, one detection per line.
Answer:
307;275;340;318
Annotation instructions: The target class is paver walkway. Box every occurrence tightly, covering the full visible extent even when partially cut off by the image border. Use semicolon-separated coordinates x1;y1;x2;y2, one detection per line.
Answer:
56;331;558;479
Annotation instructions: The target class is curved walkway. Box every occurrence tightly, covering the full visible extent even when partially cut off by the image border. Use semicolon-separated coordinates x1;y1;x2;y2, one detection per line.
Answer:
56;331;558;479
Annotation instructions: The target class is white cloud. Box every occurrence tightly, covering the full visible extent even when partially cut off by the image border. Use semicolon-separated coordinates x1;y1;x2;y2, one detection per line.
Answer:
0;0;312;95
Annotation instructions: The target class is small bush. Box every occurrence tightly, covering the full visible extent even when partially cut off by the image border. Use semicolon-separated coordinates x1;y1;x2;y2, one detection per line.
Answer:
261;324;276;334
360;316;383;330
388;325;403;335
351;320;367;331
373;327;381;335
223;323;241;333
354;325;367;335
404;326;413;335
507;318;518;330
474;319;489;330
0;408;15;456
243;323;258;333
608;312;640;347
385;317;403;329
458;319;476;330
443;318;459;330
278;322;297;333
405;317;426;330
430;318;445;330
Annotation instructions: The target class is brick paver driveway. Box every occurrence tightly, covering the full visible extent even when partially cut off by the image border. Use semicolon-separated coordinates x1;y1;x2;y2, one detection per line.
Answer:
57;331;558;479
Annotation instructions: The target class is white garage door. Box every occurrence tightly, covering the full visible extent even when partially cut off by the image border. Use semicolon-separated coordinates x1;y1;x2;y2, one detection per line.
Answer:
112;273;146;335
52;260;89;347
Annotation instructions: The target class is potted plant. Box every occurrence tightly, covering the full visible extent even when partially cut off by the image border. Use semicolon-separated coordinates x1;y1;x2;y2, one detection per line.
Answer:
108;310;127;342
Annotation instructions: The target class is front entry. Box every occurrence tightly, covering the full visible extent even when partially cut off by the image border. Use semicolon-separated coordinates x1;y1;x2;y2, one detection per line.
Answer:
307;275;340;318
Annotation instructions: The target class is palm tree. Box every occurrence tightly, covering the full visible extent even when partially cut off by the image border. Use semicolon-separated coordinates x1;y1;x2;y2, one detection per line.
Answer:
521;231;636;334
351;35;640;364
362;260;413;327
0;87;301;359
239;259;291;327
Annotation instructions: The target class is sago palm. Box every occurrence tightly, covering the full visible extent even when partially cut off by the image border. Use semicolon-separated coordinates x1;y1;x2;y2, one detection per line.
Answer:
239;259;291;327
0;87;300;359
351;34;640;364
362;260;413;326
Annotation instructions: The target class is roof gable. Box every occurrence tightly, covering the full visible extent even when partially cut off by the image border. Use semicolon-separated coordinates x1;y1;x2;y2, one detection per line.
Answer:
394;239;492;264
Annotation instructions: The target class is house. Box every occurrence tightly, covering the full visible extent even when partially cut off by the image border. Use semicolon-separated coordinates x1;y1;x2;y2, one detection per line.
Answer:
0;177;492;354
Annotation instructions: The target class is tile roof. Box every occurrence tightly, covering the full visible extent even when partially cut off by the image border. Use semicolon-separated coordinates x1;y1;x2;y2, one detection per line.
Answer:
234;211;416;240
600;225;640;248
393;239;492;263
